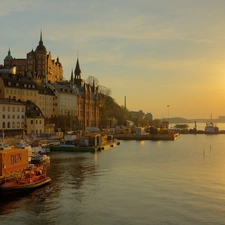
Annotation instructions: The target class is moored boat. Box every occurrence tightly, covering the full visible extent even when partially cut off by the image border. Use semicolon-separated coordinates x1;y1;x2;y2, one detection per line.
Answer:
0;165;51;195
51;134;120;152
31;154;50;164
204;115;219;134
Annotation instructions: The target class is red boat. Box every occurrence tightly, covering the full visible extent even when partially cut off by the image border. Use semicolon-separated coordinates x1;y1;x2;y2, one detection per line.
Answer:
1;165;51;194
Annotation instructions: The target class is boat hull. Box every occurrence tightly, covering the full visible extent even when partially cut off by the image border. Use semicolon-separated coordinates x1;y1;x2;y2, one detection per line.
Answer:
51;141;120;152
1;177;51;194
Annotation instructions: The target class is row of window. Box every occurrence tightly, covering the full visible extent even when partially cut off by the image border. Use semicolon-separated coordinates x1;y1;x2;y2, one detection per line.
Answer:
2;114;24;119
7;83;36;89
2;122;23;129
1;106;25;112
1;119;42;129
30;120;42;125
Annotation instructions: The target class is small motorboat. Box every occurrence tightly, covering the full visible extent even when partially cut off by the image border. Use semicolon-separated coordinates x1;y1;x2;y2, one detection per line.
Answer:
31;154;50;164
1;165;51;194
38;147;51;154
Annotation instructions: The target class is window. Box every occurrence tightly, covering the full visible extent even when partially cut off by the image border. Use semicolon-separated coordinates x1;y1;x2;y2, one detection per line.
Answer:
2;106;5;111
17;122;20;128
8;106;10;111
12;107;15;112
2;115;5;119
7;122;10;128
31;120;33;124
12;122;15;128
8;115;10;119
2;122;5;128
17;107;20;112
17;115;20;119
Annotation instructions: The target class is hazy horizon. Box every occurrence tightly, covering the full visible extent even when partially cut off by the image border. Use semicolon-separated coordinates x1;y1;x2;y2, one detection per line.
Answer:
1;0;225;119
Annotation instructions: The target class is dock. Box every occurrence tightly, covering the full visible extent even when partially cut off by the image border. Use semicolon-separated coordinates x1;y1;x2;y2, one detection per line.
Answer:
114;133;179;141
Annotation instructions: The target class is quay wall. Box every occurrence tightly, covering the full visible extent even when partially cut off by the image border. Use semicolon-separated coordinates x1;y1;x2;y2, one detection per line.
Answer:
114;133;179;141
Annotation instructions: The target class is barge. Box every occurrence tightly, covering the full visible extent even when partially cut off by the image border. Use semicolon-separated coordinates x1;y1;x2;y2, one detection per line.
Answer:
51;134;120;153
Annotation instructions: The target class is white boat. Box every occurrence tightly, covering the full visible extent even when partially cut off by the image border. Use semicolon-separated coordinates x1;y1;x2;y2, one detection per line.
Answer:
39;147;51;154
0;143;12;150
204;115;219;134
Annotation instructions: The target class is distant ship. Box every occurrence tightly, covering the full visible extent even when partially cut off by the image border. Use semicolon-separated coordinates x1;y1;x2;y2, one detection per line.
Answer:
204;115;219;134
174;124;189;129
170;124;189;134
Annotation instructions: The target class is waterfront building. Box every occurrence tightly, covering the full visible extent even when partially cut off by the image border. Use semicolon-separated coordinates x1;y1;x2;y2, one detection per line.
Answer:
47;81;78;130
3;31;63;83
0;98;44;136
0;72;55;119
71;59;100;129
24;100;45;135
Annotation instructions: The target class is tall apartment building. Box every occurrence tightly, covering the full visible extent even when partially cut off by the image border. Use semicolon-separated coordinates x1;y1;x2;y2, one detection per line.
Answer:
4;31;63;83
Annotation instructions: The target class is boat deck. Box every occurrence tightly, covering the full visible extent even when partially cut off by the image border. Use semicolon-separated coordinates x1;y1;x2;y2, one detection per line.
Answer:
51;141;120;152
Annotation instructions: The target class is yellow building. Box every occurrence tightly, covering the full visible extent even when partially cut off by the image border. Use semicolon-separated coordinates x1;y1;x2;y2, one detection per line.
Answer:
0;72;55;119
0;98;44;136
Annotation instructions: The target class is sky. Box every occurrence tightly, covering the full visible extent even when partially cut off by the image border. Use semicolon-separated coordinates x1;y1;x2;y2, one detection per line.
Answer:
1;0;225;120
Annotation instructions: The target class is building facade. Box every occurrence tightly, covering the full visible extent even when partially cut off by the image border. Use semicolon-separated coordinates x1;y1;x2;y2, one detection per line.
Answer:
72;59;100;129
0;98;45;136
0;73;55;119
1;33;100;132
4;31;63;83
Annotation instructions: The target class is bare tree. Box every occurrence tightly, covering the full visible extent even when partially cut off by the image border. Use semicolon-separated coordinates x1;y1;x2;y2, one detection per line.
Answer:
86;76;99;86
98;85;111;96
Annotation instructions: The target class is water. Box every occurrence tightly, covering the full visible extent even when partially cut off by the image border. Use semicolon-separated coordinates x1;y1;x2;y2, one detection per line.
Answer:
1;133;225;225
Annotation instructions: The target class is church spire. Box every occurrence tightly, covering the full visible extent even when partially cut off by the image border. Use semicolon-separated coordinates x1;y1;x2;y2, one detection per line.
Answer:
35;30;46;52
70;69;74;82
74;58;81;79
40;30;43;43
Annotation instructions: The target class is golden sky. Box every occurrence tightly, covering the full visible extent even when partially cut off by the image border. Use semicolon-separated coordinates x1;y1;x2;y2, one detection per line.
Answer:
1;0;225;119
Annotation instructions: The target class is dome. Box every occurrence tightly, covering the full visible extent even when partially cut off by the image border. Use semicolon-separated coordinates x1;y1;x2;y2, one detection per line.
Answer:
35;31;47;53
35;43;47;52
5;48;13;60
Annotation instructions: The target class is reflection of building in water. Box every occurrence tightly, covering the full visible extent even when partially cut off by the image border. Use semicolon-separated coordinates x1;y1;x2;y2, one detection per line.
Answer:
46;155;97;199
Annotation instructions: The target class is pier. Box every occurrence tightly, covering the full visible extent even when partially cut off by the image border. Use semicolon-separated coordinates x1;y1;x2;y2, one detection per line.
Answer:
114;133;179;141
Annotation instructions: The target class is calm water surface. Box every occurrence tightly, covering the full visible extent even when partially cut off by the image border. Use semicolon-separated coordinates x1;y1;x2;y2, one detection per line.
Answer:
1;133;225;225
